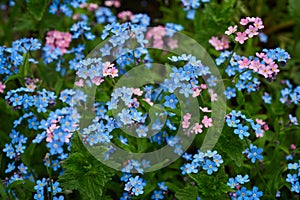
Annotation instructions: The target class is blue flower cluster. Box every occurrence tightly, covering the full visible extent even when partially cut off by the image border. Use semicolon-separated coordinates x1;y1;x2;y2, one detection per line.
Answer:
95;7;116;24
180;0;210;20
34;178;63;200
163;54;215;96
286;161;300;193
226;110;264;139
227;174;263;199
121;159;151;174
124;176;146;196
0;38;41;79
151;182;168;200
49;0;87;17
5;87;56;112
279;80;300;105
70;21;95;40
180;150;223;175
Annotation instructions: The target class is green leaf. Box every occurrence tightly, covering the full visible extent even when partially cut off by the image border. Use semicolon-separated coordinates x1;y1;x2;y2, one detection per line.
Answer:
216;131;247;167
288;0;300;23
59;133;115;199
175;184;199;200
19;52;29;77
54;78;64;94
26;0;47;21
4;74;22;84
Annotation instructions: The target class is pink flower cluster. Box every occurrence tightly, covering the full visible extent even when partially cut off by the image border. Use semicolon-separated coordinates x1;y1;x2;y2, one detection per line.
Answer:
118;11;134;21
255;119;269;137
182;113;213;135
79;3;99;11
225;17;264;44
209;35;230;51
104;0;121;8
46;30;72;54
146;26;178;49
237;52;280;78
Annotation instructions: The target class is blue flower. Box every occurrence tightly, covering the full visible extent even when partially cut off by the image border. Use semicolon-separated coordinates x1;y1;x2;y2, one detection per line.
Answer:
234;124;250;139
226;116;240;128
262;92;272;104
244;144;263;163
163;94;178;109
151;190;164;200
224;87;236;99
203;160;218;175
291;181;300;193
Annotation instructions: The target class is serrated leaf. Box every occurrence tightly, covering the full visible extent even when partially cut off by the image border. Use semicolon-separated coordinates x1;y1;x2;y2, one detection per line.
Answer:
175;184;198;200
27;0;47;21
189;167;229;200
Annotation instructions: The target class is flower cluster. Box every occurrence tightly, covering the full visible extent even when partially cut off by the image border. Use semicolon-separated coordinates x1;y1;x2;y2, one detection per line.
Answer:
46;30;72;54
124;176;146;196
226;110;264;138
5;87;56;112
151;182;168;200
0;38;41;79
227;174;263;199
209;35;230;51
34;178;63;200
180;150;223;175
286;160;300;193
279;80;300;105
225;17;264;44
180;0;210;20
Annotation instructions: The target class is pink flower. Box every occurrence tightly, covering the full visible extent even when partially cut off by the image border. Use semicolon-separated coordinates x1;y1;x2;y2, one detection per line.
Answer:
118;11;133;21
105;0;120;8
209;35;229;51
249;60;261;72
258;65;272;78
182;120;190;129
0;82;6;93
192;123;203;134
87;3;98;11
92;77;104;86
168;38;178;50
199;107;212;113
183;113;191;121
143;98;154;106
75;79;84;87
253;17;264;29
240;18;249;25
235;32;248;44
192;88;201;97
209;89;218;102
201;84;207;89
238;57;250;69
225;25;238;35
291;144;296;150
108;67;119;78
131;88;143;96
245;25;258;38
202;116;212;128
255;52;266;59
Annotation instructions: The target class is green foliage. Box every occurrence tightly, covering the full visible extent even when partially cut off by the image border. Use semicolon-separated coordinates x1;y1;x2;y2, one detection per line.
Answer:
175;184;199;200
26;0;48;21
59;133;115;200
189;167;229;200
